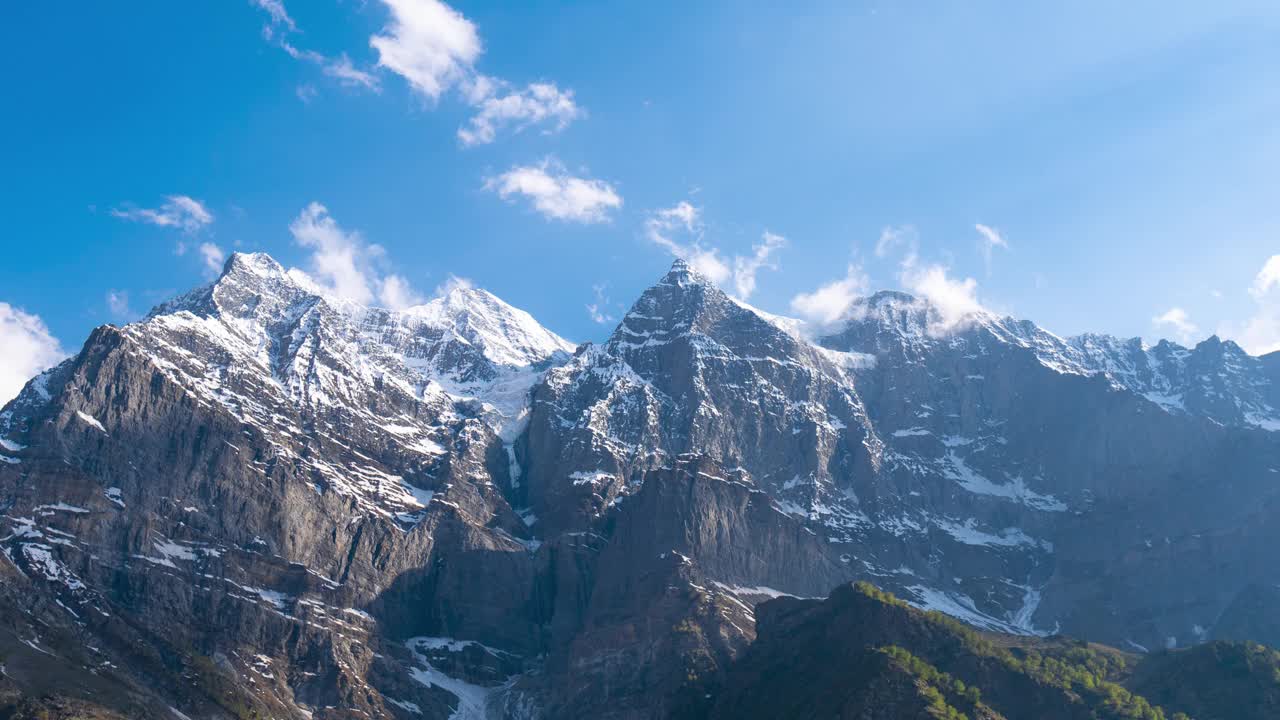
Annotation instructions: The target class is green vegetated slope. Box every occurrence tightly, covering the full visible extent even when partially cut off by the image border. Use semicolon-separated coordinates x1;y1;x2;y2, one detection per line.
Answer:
692;582;1280;720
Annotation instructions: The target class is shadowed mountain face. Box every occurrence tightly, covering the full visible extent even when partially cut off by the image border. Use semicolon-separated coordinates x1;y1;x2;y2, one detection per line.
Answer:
2;253;1280;718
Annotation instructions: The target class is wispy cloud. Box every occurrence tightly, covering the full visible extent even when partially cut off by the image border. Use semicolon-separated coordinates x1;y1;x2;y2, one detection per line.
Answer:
289;202;419;308
485;159;622;224
198;242;226;278
871;224;993;335
250;0;295;31
105;290;133;322
110;195;213;234
586;284;614;325
645;202;729;286
458;80;581;147
1152;307;1198;345
369;0;581;143
254;0;381;94
644;201;786;300
323;53;381;90
379;274;423;309
0;302;65;405
733;231;786;299
900;255;987;335
874;225;916;259
974;223;1008;274
253;0;579;142
1224;255;1280;355
1250;255;1280;300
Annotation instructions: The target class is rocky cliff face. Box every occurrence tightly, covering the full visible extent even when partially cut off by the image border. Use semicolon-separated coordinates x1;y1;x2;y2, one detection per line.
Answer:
2;253;1279;718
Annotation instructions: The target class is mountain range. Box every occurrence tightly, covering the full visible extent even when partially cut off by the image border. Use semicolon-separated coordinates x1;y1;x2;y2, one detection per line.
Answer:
3;252;1280;718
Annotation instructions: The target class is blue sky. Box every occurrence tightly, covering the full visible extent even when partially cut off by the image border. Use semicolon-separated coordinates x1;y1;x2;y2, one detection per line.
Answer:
2;1;1279;400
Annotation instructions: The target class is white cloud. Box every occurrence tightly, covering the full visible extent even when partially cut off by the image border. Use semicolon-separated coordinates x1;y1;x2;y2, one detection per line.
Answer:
975;222;1008;273
790;264;870;328
644;202;730;286
296;83;318;103
379;274;423;309
105;290;133;322
255;0;577;141
251;0;295;31
644;202;788;299
324;54;381;90
1152;307;1198;345
0;303;65;406
900;260;986;335
290;203;377;305
733;231;786;299
255;1;380;94
1226;255;1280;355
288;202;421;309
369;1;580;142
105;290;132;322
586;284;614;325
875;225;916;259
433;274;474;297
198;242;226;278
651;201;699;231
111;195;213;234
485;159;622;224
1250;255;1280;299
370;0;481;102
459;80;581;146
276;35;324;63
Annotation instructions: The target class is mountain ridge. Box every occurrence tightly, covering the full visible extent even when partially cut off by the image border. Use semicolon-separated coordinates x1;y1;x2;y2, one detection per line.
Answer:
3;252;1280;718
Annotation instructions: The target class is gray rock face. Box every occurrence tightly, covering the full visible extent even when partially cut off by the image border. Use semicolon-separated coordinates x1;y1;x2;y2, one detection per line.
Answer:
519;259;878;539
2;253;1280;717
0;254;569;717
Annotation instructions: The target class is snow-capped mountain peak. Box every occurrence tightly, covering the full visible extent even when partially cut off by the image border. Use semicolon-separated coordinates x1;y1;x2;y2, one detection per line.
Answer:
401;284;575;371
822;288;1280;430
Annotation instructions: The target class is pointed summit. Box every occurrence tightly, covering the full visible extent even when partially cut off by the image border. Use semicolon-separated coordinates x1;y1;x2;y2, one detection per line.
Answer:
657;256;717;289
402;283;575;370
223;251;287;279
607;258;731;352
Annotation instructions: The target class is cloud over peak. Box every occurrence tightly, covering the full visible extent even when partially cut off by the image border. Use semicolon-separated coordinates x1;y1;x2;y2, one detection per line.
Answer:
1152;307;1198;345
289;202;420;309
897;248;988;335
789;264;870;328
645;202;728;286
644;202;786;301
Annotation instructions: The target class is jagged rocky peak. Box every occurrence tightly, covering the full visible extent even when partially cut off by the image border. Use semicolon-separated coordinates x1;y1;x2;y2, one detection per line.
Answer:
519;257;879;539
145;250;310;322
606;258;815;368
160;250;575;368
821;284;1280;430
606;257;719;343
151;250;573;375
